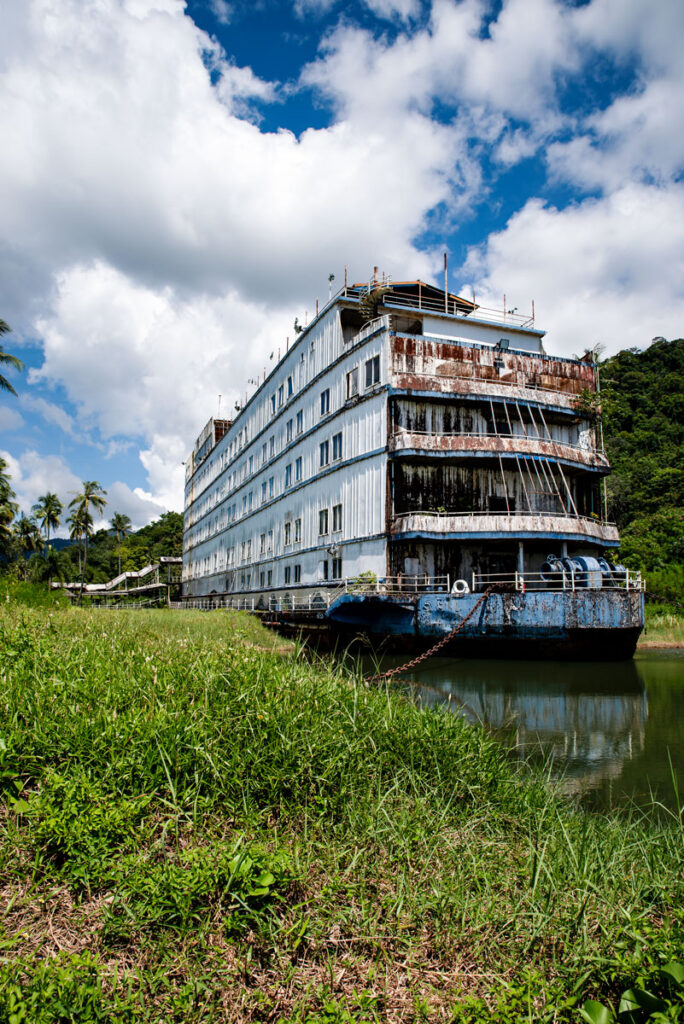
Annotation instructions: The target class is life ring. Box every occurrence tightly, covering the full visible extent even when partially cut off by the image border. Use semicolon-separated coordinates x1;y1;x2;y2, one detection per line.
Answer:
451;579;470;596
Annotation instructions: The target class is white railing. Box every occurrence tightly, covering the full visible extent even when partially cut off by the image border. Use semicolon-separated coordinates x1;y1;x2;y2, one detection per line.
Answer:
390;368;584;403
472;569;644;593
390;428;604;457
384;293;534;327
394;510;615;526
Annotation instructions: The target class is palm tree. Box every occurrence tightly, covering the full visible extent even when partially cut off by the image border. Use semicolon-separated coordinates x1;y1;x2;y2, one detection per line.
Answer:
110;512;132;577
70;481;107;600
0;319;24;396
14;514;43;578
33;492;64;556
67;505;91;578
0;457;18;555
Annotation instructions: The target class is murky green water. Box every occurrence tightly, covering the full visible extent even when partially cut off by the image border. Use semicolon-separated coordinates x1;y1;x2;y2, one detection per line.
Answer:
367;649;684;812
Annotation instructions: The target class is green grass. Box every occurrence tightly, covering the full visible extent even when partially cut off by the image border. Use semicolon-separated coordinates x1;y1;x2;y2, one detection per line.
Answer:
0;605;682;1022
641;604;684;647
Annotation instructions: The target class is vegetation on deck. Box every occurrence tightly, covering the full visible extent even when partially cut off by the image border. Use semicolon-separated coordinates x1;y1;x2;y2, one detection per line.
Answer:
0;603;682;1022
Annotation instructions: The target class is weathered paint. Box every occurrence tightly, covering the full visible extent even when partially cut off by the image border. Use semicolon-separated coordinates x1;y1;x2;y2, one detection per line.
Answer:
392;512;619;545
327;589;643;659
390;431;608;471
390;334;596;397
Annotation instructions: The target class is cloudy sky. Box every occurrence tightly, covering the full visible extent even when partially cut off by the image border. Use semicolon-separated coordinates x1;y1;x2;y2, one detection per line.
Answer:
1;0;683;530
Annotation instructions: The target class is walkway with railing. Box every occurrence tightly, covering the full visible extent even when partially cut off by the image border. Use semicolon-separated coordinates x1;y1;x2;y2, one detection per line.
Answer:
180;566;643;614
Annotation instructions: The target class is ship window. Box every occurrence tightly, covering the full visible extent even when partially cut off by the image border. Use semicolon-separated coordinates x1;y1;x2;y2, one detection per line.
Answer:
261;482;267;503
260;571;265;587
286;418;293;443
296;410;303;434
320;440;330;467
249;455;253;474
285;463;292;487
332;432;342;461
320;388;330;416
260;533;266;554
269;476;274;498
269;436;275;457
284;566;291;584
284;521;292;546
319;559;329;581
332;503;342;532
287;375;293;397
271;395;276;415
295;456;302;481
262;442;267;464
294;517;301;542
294;564;301;583
267;569;273;586
365;355;380;387
332;557;342;580
278;384;284;407
319;508;329;535
346;367;359;398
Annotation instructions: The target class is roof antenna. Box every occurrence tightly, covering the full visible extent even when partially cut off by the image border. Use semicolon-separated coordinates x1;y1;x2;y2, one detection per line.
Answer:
217;394;222;419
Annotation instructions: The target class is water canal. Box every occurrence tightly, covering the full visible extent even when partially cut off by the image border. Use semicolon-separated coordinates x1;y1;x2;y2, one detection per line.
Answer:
364;649;684;812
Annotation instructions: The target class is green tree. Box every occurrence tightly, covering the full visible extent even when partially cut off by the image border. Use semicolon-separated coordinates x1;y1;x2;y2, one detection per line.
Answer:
13;514;43;578
32;492;64;556
110;512;132;577
69;481;107;599
0;319;24;396
0;457;18;557
600;337;684;583
67;505;91;578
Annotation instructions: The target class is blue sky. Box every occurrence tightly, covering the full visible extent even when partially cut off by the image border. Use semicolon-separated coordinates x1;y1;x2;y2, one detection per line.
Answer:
1;0;683;529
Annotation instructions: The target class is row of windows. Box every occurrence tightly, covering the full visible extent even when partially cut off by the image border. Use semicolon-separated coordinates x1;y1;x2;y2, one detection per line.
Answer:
188;353;381;526
187;500;344;559
187;556;343;585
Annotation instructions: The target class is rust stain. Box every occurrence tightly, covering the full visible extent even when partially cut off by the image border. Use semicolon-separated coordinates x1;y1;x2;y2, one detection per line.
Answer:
390;334;596;396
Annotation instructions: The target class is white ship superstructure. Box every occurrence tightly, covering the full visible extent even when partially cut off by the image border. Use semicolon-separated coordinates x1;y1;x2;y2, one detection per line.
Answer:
183;276;621;612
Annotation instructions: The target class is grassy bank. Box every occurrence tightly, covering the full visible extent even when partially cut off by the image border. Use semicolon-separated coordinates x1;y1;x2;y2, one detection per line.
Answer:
0;605;682;1022
640;604;684;648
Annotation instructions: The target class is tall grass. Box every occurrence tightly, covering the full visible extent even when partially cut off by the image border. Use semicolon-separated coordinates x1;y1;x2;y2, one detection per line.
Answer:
0;605;682;1022
642;603;684;646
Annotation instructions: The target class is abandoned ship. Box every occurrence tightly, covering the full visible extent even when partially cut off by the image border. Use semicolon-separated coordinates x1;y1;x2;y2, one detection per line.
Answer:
182;272;644;658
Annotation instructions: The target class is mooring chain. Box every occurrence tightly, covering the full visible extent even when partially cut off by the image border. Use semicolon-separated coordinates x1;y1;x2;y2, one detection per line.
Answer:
644;590;684;613
366;586;495;683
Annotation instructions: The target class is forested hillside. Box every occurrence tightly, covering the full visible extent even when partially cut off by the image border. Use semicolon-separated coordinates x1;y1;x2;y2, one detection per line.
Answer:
63;510;183;582
600;337;684;586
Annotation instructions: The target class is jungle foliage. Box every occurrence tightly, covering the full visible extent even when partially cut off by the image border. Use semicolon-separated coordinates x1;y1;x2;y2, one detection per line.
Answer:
600;338;684;591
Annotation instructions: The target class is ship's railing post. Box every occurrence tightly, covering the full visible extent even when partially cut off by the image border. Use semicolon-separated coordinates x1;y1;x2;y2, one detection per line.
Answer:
515;570;519;591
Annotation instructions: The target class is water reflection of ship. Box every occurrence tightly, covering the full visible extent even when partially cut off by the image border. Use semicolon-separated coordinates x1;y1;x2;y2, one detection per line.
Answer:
402;658;648;797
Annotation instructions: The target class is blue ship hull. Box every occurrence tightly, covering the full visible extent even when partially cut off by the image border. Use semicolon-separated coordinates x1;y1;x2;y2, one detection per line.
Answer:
326;590;644;660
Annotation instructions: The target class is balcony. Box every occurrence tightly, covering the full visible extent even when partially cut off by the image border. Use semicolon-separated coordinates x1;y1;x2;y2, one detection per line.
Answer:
389;430;609;471
392;511;619;545
390;335;597;411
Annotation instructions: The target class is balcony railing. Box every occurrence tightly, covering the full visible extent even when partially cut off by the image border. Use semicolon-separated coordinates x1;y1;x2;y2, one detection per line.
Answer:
472;569;644;593
390;368;586;405
393;511;619;543
383;293;534;327
389;429;608;467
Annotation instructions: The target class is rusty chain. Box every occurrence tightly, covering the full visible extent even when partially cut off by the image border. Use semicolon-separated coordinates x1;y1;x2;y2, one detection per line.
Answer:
366;586;495;682
644;591;684;613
